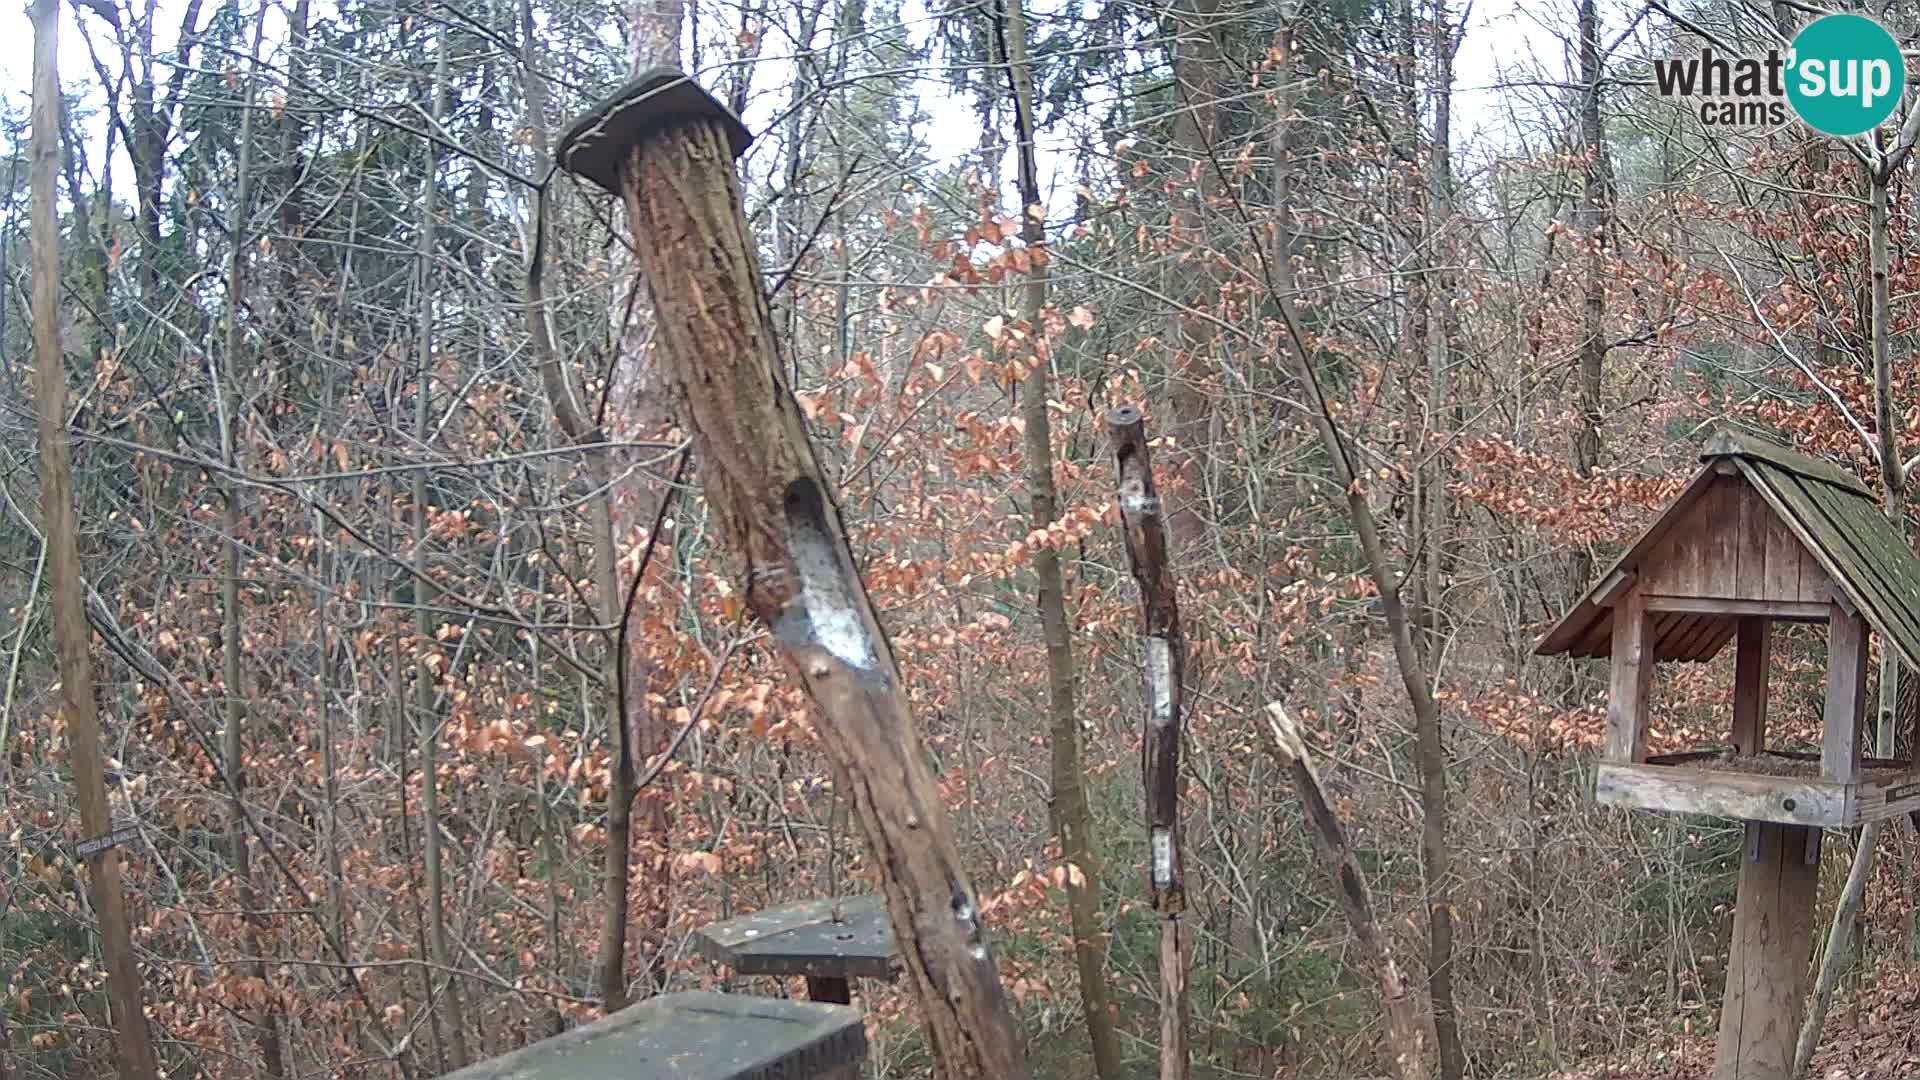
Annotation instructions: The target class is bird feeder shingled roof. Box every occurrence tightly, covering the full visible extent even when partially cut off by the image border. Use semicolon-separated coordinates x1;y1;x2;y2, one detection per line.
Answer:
1535;428;1920;672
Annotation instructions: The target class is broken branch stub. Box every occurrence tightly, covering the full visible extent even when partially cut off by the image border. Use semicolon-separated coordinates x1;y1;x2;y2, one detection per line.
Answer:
1108;405;1186;913
1263;705;1429;1080
556;72;1029;1080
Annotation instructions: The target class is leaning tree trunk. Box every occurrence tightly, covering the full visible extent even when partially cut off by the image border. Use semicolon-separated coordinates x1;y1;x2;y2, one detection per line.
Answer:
1266;705;1427;1080
557;76;1031;1079
28;1;160;1075
997;1;1123;1076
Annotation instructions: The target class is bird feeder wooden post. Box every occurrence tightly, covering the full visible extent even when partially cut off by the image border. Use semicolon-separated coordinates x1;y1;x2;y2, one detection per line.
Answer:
1538;430;1920;1080
554;70;1029;1079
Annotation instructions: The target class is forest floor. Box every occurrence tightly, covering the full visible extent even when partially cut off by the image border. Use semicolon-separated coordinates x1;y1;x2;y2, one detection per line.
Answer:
1548;963;1920;1079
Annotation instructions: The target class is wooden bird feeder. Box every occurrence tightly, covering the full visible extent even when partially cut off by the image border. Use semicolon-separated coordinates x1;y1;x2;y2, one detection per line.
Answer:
440;991;866;1080
694;896;901;1005
1538;429;1920;1080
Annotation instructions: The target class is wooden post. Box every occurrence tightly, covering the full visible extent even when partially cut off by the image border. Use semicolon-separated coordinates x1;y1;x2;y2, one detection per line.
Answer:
805;977;852;1005
1823;605;1867;784
1607;590;1653;763
1732;617;1770;757
1714;822;1819;1080
1106;406;1190;1080
556;71;1029;1079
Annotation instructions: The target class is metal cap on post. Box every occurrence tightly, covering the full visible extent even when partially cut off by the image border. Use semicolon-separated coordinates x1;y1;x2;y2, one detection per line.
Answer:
556;68;752;195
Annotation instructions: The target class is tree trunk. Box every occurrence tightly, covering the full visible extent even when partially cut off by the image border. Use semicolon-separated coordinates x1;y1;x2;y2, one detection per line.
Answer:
1108;406;1190;1080
27;1;160;1074
1422;2;1454;659
414;27;470;1070
1161;0;1223;548
997;3;1122;1076
1569;0;1609;602
585;93;1030;1078
1796;822;1878;1077
216;15;284;1074
516;0;678;1011
1796;161;1904;1076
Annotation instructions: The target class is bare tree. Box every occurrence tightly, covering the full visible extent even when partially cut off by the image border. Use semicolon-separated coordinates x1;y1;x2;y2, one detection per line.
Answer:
27;0;159;1074
997;0;1122;1075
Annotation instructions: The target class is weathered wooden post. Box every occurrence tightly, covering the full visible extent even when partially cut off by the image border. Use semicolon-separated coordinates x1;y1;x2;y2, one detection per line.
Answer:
1538;430;1920;1080
1106;406;1190;1080
555;70;1030;1079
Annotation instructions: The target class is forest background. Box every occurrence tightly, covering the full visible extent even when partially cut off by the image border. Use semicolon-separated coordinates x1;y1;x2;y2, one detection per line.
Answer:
3;0;1918;1076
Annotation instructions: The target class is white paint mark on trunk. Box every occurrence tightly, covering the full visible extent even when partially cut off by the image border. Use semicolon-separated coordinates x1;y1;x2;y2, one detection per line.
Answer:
1151;826;1174;890
783;478;879;671
1147;636;1173;728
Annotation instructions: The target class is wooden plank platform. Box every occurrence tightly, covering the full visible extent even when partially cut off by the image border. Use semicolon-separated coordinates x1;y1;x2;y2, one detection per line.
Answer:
694;896;900;981
1597;755;1920;827
441;991;866;1080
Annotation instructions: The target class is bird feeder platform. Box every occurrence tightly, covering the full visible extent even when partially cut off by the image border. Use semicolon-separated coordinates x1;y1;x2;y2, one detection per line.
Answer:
1597;748;1920;829
1539;428;1920;1080
694;895;901;1005
439;990;866;1080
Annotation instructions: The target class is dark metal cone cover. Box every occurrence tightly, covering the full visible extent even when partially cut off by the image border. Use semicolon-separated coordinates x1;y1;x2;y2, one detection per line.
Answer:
556;67;752;194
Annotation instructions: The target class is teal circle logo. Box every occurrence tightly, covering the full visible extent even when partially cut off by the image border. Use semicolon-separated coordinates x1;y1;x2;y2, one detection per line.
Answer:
1787;14;1904;136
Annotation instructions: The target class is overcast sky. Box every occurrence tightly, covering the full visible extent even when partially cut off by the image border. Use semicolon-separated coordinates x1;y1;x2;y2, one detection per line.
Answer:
0;0;1569;205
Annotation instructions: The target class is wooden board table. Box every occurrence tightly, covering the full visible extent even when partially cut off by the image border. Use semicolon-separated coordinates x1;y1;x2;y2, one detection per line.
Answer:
694;896;901;1004
441;991;866;1080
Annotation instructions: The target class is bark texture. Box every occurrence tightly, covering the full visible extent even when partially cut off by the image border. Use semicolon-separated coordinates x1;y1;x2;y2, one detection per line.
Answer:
1108;405;1190;1080
1266;705;1427;1080
998;1;1122;1074
613;116;1030;1079
28;1;160;1073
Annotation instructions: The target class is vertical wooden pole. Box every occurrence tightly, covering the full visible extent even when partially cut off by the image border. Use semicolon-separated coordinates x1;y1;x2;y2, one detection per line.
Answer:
1107;406;1190;1080
1714;822;1818;1080
1607;591;1653;763
26;2;161;1076
1732;617;1771;757
805;977;852;1005
1823;607;1868;784
558;73;1030;1079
